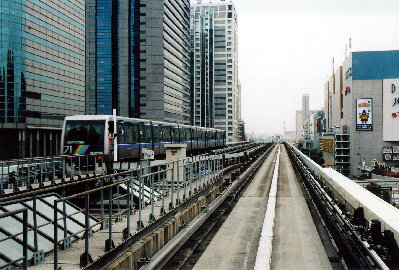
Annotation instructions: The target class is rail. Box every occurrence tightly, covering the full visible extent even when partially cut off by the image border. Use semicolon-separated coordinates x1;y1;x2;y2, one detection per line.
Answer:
0;208;29;270
286;143;393;269
0;154;104;196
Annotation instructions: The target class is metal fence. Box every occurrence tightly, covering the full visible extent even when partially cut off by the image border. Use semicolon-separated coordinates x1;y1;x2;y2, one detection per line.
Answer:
0;155;104;195
10;155;223;269
0;208;28;270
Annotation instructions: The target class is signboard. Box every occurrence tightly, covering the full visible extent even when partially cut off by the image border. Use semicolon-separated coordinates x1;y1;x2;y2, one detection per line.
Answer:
393;146;399;153
384;153;392;161
394;154;399;161
383;79;399;141
320;139;334;154
356;98;373;131
383;146;393;153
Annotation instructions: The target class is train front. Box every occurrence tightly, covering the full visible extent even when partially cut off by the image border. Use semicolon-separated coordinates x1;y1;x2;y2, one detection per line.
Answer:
61;117;109;175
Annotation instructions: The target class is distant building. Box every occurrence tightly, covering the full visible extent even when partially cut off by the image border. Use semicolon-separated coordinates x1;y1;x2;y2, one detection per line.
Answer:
282;130;296;141
323;50;399;176
0;0;85;159
295;109;320;141
190;1;240;142
86;0;191;124
238;120;246;141
295;110;303;141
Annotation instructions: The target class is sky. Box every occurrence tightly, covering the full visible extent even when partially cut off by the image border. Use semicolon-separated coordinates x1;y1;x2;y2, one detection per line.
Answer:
228;0;399;135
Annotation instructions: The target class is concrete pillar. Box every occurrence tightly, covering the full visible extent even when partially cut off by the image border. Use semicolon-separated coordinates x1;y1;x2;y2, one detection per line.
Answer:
55;133;59;156
49;132;53;156
43;132;47;157
22;130;26;158
36;131;40;157
29;131;33;158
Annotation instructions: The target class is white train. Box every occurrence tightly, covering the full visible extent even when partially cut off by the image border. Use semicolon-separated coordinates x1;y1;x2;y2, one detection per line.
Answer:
61;115;226;165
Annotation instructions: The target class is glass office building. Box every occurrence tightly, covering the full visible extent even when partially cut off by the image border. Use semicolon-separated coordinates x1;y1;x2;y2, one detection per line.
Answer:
191;2;240;142
0;0;85;159
86;0;191;125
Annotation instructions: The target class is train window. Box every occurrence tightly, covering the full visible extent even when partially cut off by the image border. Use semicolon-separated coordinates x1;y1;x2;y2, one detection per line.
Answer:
64;120;105;145
139;124;145;143
181;128;186;142
163;127;171;142
117;124;125;144
124;124;138;144
171;128;175;142
153;126;161;143
145;125;152;143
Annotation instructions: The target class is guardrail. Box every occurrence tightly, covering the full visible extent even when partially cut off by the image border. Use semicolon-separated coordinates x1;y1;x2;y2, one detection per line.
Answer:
48;154;223;269
286;143;394;270
0;155;104;196
0;208;28;269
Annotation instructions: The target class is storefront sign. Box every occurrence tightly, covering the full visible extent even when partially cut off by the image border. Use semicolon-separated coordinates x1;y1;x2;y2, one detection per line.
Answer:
383;79;399;141
383;146;393;153
384;153;392;161
356;98;372;131
344;86;350;95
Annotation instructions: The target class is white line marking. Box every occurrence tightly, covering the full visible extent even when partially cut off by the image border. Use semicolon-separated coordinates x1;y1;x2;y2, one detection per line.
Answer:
254;145;281;270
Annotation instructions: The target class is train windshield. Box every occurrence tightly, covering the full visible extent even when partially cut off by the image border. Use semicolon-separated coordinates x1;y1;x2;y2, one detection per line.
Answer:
64;120;105;145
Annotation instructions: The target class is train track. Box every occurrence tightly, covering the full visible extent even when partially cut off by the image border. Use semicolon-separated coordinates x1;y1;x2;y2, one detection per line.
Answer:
145;144;275;270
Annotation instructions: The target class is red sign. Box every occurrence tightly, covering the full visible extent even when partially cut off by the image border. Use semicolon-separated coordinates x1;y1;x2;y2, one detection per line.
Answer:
345;86;351;95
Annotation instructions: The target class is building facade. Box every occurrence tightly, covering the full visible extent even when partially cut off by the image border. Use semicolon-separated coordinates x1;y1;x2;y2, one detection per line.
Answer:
86;0;191;124
323;51;399;176
0;0;85;159
190;1;240;142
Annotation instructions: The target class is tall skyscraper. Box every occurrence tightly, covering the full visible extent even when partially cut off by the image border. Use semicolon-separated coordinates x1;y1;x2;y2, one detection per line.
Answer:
191;0;240;142
0;0;85;159
86;0;191;124
302;94;310;141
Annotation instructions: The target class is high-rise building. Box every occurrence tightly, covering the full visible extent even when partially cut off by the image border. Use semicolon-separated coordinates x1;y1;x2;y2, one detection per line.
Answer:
0;0;85;159
190;0;240;142
86;0;191;124
323;50;399;176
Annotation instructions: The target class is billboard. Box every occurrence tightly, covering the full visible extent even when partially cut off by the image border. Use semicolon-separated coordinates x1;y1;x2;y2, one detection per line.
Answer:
356;98;372;131
383;79;399;141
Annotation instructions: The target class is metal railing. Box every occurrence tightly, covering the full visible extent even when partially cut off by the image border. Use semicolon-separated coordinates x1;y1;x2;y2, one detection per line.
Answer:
0;208;28;270
0;154;104;196
50;154;223;269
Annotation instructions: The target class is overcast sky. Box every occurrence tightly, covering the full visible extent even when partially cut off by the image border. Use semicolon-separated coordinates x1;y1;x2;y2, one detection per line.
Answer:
228;0;399;135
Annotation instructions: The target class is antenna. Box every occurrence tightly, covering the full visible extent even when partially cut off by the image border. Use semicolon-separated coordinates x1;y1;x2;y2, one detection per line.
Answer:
332;57;335;74
349;38;352;53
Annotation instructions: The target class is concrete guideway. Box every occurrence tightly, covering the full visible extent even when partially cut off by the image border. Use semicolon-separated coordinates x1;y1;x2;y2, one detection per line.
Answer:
193;144;333;270
271;146;332;270
192;145;279;270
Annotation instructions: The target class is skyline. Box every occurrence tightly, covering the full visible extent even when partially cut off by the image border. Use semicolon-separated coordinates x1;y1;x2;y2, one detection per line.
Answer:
231;0;399;134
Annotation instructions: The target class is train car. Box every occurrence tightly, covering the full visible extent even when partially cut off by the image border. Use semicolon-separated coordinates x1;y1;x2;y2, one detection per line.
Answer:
61;115;226;165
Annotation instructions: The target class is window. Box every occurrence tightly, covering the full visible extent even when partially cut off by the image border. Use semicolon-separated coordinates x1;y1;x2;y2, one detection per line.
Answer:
64;120;105;145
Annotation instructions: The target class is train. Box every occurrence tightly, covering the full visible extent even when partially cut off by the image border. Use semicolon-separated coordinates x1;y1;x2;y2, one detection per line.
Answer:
61;115;226;164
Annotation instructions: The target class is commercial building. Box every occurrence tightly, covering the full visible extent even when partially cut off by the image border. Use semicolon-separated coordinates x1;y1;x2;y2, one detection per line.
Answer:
238;120;246;141
86;0;191;124
323;50;399;176
190;0;240;142
0;0;85;159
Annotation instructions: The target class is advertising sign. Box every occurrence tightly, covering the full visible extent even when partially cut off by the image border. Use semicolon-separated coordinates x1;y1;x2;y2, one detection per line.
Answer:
383;79;399;141
393;154;399;161
393;146;399;153
356;98;372;131
383;146;393;153
384;153;392;161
